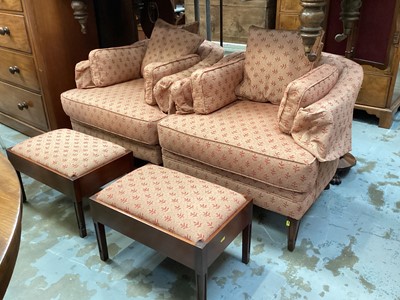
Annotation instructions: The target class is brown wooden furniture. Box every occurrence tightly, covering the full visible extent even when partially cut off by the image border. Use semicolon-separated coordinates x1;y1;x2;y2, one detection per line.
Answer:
0;0;99;137
0;154;22;298
6;129;134;237
90;165;253;300
276;0;400;128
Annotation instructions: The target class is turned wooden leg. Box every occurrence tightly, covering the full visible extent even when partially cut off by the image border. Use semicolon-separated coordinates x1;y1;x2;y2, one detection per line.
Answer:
94;221;109;261
242;223;252;264
286;217;301;252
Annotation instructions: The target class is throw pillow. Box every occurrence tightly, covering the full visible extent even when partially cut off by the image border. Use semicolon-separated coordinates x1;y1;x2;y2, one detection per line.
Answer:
235;27;317;104
141;18;204;76
277;63;339;134
89;40;147;87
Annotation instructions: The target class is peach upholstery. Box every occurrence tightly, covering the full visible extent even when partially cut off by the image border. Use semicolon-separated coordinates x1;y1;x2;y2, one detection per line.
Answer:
94;164;247;243
157;48;363;250
10;129;127;178
61;31;223;164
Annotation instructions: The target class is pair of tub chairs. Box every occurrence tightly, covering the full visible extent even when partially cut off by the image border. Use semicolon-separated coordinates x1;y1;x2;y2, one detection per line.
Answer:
61;18;363;251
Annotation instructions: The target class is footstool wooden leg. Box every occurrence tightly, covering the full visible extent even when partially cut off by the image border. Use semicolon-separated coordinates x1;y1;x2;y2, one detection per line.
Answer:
15;170;26;203
195;272;207;300
73;199;87;238
242;223;252;264
94;221;109;261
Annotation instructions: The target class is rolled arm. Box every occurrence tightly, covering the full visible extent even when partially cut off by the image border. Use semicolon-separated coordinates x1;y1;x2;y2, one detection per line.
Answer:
291;56;364;162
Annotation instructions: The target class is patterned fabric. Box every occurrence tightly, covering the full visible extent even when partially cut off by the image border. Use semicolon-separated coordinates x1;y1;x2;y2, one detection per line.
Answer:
141;18;204;76
168;52;245;115
235;27;315;104
75;60;95;89
162;150;338;220
143;54;201;105
278;64;339;134
61;79;167;146
192;57;245;114
11;129;127;178
153;41;225;113
71;120;163;165
291;53;364;161
95;164;248;244
158;100;318;193
89;41;148;87
178;21;200;34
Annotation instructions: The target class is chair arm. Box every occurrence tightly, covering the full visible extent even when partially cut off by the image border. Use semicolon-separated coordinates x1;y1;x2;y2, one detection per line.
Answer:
291;57;363;162
75;60;95;89
143;54;201;105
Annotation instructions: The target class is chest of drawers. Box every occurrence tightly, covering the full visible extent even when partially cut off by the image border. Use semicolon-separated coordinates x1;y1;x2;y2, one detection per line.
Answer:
0;0;99;136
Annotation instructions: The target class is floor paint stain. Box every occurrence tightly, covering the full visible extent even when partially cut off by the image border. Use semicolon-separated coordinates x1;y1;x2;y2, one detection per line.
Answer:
384;172;399;179
212;276;227;288
251;265;265;276
279;239;320;271
252;243;265;255
368;184;385;209
356;158;377;174
359;275;376;293
126;278;153;298
229;269;245;286
325;236;359;276
169;274;195;299
384;228;394;240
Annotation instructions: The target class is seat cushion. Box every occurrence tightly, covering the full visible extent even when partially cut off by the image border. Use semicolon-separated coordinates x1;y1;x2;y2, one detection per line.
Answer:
158;100;319;193
94;164;248;243
61;79;167;146
10;129;127;178
235;27;315;104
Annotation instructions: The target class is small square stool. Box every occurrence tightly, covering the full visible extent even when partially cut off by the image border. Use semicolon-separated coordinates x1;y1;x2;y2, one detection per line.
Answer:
6;129;134;237
90;164;253;300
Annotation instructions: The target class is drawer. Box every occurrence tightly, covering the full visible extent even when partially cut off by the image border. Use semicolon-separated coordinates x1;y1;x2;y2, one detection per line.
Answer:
0;80;47;130
0;12;31;53
0;0;22;12
0;48;39;91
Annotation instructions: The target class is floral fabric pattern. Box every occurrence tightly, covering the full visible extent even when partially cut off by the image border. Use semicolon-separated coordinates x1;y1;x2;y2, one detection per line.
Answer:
11;129;127;178
95;164;248;243
278;64;339;134
235;27;315;104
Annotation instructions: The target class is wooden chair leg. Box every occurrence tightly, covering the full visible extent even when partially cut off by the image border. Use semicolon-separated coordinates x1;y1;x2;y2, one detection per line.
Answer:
195;272;207;300
286;217;300;252
94;221;109;261
242;223;252;264
73;199;87;238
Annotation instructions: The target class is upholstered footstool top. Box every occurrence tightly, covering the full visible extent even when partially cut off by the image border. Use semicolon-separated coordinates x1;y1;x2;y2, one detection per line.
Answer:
95;164;248;243
10;129;128;178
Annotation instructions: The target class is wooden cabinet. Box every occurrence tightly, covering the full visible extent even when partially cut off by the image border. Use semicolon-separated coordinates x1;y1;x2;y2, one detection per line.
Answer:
276;0;400;128
0;0;99;136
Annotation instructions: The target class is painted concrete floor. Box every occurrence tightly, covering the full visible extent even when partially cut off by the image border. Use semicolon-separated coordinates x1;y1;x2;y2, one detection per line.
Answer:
1;110;400;300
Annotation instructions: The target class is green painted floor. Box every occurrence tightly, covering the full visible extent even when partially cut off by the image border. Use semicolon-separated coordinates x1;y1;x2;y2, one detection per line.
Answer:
1;109;400;299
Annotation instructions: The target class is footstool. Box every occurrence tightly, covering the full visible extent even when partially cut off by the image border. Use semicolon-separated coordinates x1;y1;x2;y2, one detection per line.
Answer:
6;129;134;237
90;164;253;300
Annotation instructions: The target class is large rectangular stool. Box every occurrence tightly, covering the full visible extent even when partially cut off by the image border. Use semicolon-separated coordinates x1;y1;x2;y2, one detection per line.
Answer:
6;129;134;237
90;164;253;300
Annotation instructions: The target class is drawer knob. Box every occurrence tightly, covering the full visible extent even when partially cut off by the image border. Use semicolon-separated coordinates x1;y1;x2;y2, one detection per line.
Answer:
0;26;10;35
17;102;29;110
9;66;20;74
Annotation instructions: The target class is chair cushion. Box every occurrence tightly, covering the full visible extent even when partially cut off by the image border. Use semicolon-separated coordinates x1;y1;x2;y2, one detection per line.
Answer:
61;79;167;146
192;56;245;114
89;41;147;87
278;64;339;134
158;100;318;193
10;129;127;178
235;27;315;104
141;18;204;76
94;164;248;243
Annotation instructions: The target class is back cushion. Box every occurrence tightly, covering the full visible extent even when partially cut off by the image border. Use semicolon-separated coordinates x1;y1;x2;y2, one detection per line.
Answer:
278;64;339;134
141;18;204;76
235;27;316;104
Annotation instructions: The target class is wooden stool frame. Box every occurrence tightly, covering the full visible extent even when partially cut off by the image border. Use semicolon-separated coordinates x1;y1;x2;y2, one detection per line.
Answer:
6;147;133;237
90;196;253;300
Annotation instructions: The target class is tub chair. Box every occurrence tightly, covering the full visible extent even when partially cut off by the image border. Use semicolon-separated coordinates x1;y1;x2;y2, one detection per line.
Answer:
157;27;364;250
61;19;224;164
